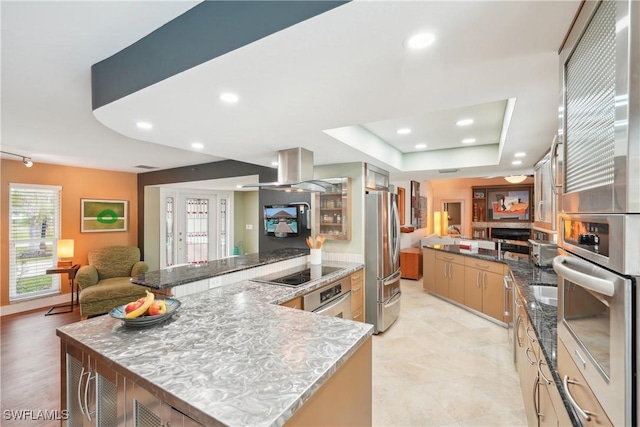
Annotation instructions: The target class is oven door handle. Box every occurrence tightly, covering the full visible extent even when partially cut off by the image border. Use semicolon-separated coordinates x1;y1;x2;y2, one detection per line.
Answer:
552;255;614;297
313;292;350;316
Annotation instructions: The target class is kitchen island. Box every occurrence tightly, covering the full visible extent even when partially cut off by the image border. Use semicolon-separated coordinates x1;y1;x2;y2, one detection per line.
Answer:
57;253;372;426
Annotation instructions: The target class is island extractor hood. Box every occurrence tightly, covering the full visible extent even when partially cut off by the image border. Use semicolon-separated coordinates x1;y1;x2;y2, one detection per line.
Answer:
244;147;338;193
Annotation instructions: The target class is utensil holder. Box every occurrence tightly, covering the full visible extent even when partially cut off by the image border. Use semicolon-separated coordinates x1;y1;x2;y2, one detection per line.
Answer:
309;249;322;265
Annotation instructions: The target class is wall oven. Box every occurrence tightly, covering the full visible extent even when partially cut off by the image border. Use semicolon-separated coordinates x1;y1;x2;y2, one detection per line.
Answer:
555;215;637;426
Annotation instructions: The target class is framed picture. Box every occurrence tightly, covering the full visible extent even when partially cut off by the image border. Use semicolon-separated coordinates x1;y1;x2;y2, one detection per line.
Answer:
486;188;530;221
81;199;128;232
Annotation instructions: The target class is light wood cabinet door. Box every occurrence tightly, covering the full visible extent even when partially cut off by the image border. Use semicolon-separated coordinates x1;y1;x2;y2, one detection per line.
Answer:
434;258;449;298
463;267;483;312
482;270;505;322
350;270;364;322
557;340;613;427
448;262;465;304
422;249;436;293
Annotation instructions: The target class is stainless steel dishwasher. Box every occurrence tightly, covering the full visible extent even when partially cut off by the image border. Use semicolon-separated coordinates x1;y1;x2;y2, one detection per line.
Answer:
303;277;351;319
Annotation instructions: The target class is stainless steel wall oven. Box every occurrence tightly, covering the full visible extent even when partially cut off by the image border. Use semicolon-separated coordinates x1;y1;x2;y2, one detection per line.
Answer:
557;1;639;424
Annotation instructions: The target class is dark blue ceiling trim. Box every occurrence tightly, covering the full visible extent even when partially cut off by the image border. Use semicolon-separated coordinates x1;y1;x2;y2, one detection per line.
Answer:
91;1;349;110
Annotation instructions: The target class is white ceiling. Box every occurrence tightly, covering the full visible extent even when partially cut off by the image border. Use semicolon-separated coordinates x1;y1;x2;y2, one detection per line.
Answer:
1;1;581;188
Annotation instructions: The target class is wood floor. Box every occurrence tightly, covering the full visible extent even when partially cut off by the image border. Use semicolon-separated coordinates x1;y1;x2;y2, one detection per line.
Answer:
1;306;80;427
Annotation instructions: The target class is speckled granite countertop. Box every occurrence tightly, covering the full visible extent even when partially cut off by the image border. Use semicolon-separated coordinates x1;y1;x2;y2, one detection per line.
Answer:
424;244;580;426
57;261;372;427
131;248;310;289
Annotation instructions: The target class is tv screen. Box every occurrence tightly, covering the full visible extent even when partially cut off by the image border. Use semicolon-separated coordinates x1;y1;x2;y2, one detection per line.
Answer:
264;205;299;237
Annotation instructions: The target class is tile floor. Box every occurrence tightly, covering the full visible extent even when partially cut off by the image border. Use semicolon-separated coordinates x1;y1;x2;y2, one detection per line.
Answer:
372;279;528;426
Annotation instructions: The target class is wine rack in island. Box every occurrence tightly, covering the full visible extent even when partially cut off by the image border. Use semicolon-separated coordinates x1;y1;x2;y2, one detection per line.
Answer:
315;177;351;240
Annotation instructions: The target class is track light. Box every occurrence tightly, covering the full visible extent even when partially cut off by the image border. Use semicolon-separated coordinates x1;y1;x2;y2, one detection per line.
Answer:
1;151;34;168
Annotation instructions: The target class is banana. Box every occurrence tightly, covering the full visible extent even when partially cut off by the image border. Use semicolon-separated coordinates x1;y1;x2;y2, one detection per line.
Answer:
125;291;155;319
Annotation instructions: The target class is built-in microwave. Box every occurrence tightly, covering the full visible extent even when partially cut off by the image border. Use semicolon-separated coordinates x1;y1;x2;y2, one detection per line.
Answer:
558;0;640;215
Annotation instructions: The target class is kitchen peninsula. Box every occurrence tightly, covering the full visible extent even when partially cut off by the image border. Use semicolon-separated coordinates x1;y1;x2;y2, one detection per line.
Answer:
423;244;580;426
57;250;372;426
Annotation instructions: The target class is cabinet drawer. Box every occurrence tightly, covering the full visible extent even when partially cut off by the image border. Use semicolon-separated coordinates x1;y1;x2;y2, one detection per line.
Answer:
435;252;465;265
351;283;364;311
351;307;364;322
350;270;363;286
464;257;505;274
557;340;613;426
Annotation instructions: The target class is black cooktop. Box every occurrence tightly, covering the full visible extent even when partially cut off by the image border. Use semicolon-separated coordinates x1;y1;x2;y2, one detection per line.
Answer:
252;265;342;287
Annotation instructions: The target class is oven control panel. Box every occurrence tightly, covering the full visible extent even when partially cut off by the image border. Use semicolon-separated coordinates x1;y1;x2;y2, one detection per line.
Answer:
562;218;609;256
320;283;343;303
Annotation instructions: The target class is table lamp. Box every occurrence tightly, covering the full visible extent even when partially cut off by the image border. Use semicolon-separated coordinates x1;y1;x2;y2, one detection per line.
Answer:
57;239;74;267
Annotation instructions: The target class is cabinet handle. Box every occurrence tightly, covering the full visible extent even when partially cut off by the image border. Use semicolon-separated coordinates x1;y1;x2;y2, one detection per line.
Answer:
78;367;88;415
444;255;454;260
515;316;524;347
533;375;543;417
476;271;481;288
352;309;362;320
563;375;593;421
525;347;536;365
475;262;489;268
444;263;448;279
482;271;487;290
526;326;537;343
352;286;363;292
537;359;552;385
448;263;452;279
84;372;96;421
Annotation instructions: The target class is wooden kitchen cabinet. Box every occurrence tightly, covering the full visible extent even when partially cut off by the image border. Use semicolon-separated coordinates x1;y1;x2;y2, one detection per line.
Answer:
280;296;303;310
400;248;423;280
434;252;465;303
557;340;613;427
463;258;507;322
422;248;436;293
350;269;364;322
315;177;351;240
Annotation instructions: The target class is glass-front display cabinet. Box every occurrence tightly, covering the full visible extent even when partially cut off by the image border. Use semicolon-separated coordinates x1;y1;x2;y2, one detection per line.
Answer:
315;177;351;240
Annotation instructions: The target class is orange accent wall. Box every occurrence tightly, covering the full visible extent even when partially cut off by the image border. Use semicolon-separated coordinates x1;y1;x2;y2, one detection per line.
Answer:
1;159;138;306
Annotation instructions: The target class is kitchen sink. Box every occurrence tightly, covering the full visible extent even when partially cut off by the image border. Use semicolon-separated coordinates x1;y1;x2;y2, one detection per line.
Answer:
530;284;558;307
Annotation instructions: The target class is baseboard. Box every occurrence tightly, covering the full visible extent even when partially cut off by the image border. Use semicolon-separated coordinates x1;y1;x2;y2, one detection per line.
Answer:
0;294;70;317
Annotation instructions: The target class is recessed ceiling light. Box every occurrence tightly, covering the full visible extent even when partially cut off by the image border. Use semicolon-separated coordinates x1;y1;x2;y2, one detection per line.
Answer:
136;122;153;130
462;138;476;144
456;119;474;126
512;160;522;165
236;185;242;189
397;128;412;135
514;152;527;157
220;92;239;103
271;161;278;166
415;143;427;149
191;142;204;149
405;32;436;50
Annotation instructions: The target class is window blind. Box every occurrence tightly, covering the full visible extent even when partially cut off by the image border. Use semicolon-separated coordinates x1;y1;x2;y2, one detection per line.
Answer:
9;183;62;302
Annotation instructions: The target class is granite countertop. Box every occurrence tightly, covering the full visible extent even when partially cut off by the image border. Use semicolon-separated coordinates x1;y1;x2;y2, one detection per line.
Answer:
424;244;580;426
131;248;310;289
58;261;372;427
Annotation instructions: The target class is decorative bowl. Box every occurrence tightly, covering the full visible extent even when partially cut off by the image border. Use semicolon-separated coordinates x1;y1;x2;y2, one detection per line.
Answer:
109;298;181;327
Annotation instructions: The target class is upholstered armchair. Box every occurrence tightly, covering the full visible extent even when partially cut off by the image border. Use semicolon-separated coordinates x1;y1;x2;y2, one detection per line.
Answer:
76;246;150;318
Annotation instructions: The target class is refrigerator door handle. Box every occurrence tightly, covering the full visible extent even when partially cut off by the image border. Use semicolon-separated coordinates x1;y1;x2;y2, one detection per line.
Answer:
383;270;402;286
391;197;401;266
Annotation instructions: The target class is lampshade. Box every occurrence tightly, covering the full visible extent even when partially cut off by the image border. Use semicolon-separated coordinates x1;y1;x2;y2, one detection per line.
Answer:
434;211;442;236
504;175;527;184
442;211;449;235
57;239;74;267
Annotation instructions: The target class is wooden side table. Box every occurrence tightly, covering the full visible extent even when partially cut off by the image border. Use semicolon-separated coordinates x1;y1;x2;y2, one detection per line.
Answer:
400;248;423;280
45;264;80;315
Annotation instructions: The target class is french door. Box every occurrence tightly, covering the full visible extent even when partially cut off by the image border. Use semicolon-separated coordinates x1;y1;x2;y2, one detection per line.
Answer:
162;190;229;267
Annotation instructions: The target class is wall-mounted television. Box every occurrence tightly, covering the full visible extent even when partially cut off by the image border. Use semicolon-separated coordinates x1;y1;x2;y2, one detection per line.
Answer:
264;205;300;237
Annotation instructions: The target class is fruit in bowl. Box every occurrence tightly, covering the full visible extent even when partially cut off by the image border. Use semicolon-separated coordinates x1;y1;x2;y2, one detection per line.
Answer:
123;291;167;318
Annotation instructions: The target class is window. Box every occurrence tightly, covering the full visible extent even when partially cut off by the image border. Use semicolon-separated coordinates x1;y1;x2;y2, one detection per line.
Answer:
9;184;62;302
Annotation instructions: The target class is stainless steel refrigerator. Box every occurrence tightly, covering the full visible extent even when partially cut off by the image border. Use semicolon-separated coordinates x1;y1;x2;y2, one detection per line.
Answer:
364;191;401;334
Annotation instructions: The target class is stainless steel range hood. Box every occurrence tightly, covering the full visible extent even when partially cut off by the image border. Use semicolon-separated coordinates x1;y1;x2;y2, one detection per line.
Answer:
244;148;339;193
